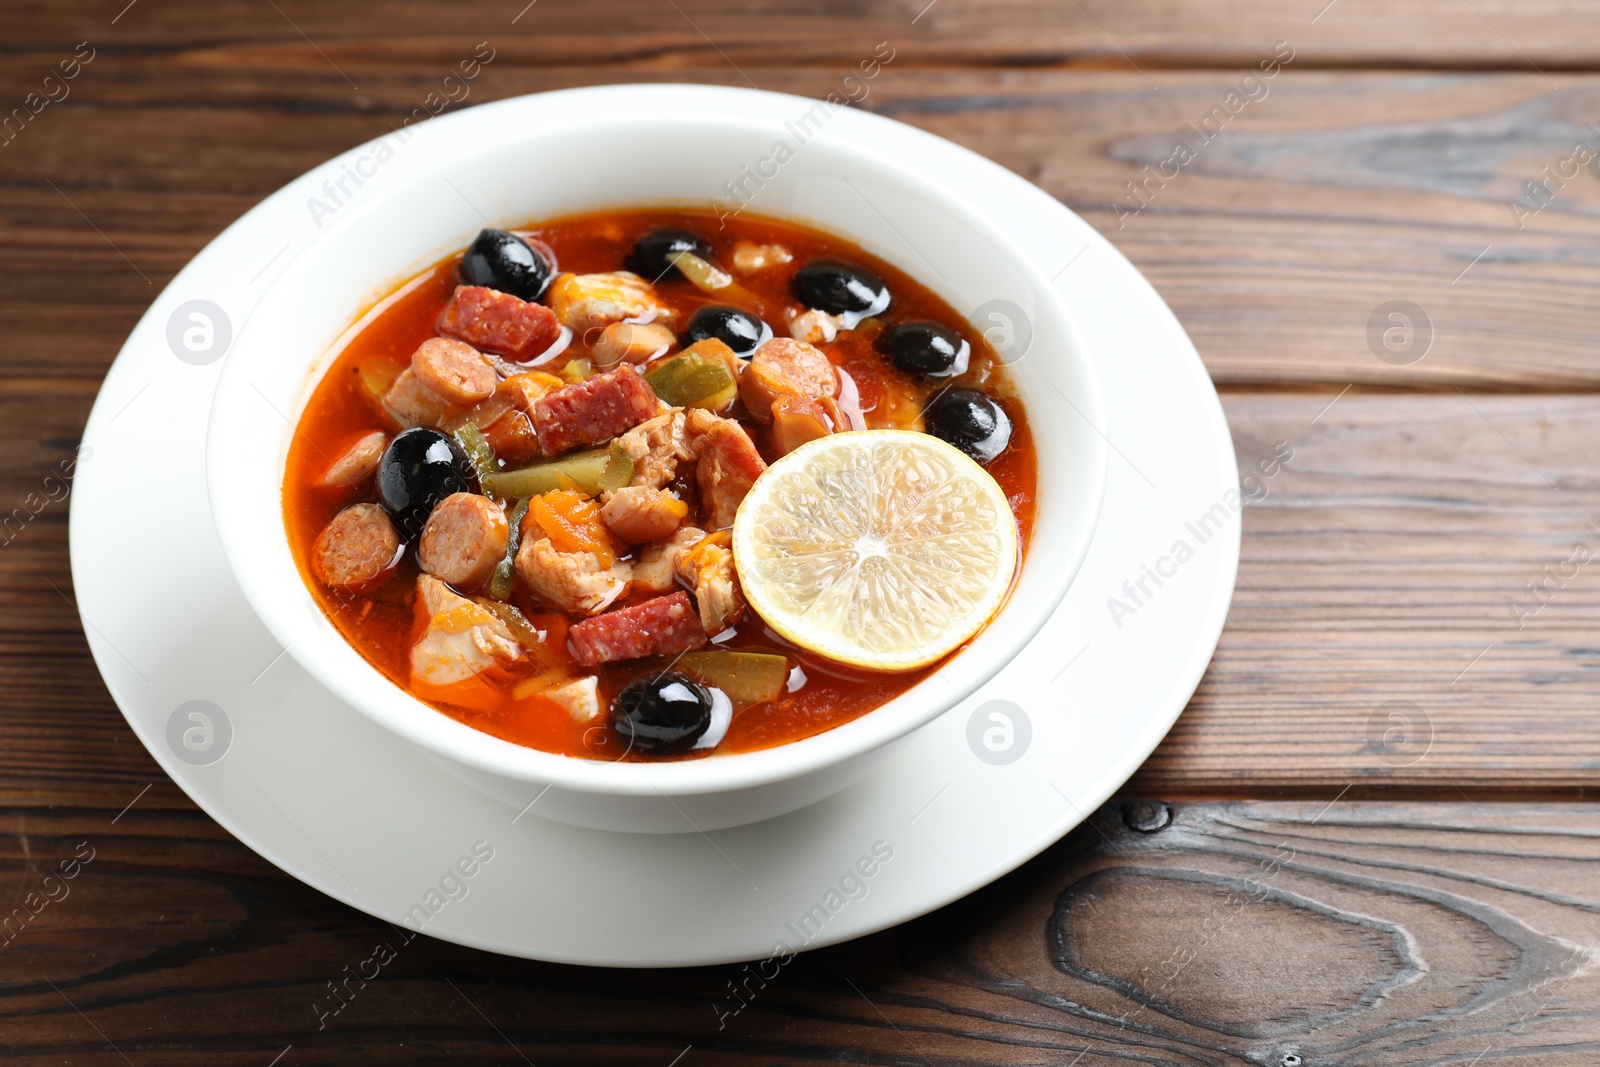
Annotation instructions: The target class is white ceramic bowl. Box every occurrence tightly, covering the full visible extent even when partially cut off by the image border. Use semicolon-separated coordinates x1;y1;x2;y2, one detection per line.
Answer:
207;84;1106;833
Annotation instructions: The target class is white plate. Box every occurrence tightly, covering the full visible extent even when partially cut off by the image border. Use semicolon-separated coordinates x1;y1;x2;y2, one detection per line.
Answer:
205;90;1110;833
69;86;1239;967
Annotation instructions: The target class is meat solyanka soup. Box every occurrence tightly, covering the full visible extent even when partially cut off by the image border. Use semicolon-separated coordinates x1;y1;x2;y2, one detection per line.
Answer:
283;208;1036;761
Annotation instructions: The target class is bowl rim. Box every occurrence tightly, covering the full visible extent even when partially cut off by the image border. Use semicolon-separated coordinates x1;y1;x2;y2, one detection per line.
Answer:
206;83;1107;798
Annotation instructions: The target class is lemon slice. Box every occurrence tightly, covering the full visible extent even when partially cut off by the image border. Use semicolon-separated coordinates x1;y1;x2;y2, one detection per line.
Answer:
732;429;1019;672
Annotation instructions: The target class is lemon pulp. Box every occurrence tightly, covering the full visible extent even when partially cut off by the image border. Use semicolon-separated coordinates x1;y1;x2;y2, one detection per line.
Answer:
732;429;1019;672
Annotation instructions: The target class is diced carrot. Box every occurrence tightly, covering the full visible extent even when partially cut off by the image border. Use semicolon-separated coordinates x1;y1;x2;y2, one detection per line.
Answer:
527;488;618;566
499;371;567;411
686;529;731;557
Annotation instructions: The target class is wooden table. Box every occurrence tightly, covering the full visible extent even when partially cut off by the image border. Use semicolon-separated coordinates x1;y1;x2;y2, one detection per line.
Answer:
5;1;1599;1062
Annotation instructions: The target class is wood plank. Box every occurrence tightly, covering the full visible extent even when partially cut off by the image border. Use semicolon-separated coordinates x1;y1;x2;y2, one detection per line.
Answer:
1134;390;1600;798
4;66;1599;388
869;71;1600;390
2;799;1596;1063
6;0;1600;69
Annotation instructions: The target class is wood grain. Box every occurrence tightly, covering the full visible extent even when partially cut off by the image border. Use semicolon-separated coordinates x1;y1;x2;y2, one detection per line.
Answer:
5;0;1600;1059
4;799;1596;1064
7;0;1600;70
5;65;1600;388
1133;391;1600;797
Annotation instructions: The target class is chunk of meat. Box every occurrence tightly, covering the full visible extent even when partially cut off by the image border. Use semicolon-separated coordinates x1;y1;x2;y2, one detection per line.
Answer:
548;271;672;334
615;410;694;490
515;535;632;615
525;489;620;567
738;337;838;421
320;430;387;487
471;597;548;652
591;322;675;368
600;485;688;544
411;337;497;405
676;531;745;635
693;416;767;529
382;367;456;429
457;370;563;464
496;370;566;412
479;410;539;463
410;575;522;686
437;285;561;361
633;525;706;593
530;363;661;457
568;591;707;667
446;390;514;437
311;503;402;589
770;395;841;457
683;407;722;436
544;676;601;723
417;492;508;590
730;241;792;274
788;308;844;345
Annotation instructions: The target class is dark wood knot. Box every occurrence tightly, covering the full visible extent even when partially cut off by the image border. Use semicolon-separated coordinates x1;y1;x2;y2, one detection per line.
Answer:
1120;799;1172;834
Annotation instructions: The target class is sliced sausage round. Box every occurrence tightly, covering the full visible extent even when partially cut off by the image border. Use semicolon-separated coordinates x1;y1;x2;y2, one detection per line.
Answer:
417;492;508;589
311;503;402;589
320;430;388;487
411;337;498;405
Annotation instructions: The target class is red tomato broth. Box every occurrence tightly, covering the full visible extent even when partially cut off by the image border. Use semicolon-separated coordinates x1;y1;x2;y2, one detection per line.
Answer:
284;207;1038;760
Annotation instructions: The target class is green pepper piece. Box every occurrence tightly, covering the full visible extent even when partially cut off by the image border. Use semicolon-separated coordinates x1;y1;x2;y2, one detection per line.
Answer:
453;422;498;486
481;446;634;499
677;651;790;710
597;440;635;494
645;353;737;409
489;496;530;600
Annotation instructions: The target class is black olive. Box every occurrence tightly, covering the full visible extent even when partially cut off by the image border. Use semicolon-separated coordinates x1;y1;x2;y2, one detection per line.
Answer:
876;321;970;377
612;672;715;756
458;228;554;301
625;228;714;281
925;388;1013;465
376;428;475;539
684;305;771;359
792;259;891;318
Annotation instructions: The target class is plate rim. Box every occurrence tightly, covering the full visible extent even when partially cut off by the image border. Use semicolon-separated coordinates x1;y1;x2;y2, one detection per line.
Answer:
67;82;1240;967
